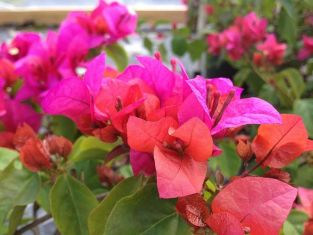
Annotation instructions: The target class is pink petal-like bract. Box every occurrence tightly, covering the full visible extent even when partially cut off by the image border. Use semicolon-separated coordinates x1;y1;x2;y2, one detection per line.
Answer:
211;177;297;235
212;97;281;135
154;146;207;199
129;150;155;176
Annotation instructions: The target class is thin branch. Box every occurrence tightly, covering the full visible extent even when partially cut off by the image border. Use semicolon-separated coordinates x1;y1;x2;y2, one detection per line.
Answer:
15;214;51;235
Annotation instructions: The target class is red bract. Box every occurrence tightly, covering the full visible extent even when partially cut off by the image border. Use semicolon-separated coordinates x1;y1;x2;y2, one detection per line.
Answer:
127;116;213;198
44;135;72;158
176;194;210;227
14;124;72;172
0;132;14;149
210;177;297;235
252;114;313;168
206;212;244;235
0;58;18;88
20;138;52;172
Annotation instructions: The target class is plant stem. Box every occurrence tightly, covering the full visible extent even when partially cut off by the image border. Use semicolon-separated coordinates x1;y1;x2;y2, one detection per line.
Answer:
15;214;51;235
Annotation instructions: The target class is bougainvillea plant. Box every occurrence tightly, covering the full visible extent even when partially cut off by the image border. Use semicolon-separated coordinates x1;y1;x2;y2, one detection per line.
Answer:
0;1;313;235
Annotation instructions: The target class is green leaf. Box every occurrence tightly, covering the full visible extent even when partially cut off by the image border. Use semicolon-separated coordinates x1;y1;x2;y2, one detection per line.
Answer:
105;43;128;71
0;162;40;206
208;141;241;178
69;136;116;163
279;0;297;19
0;148;18;171
277;8;297;46
234;68;251;87
88;176;146;235
7;205;26;235
282;220;300;235
104;183;192;235
36;182;52;213
0;161;40;227
158;43;168;62
188;39;206;62
174;27;190;38
275;68;305;107
143;37;153;54
171;36;188;57
258;84;280;107
50;174;98;235
293;164;313;188
50;115;78;141
293;99;313;137
286;210;308;234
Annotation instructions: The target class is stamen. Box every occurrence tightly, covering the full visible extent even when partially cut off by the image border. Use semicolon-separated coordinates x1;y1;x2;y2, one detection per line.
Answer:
206;84;213;108
154;51;162;61
213;90;235;127
210;91;220;117
115;97;123;111
170;58;177;72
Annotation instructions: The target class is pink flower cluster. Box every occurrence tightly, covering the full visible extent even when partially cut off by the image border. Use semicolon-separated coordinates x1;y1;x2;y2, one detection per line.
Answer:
298;35;313;60
0;0;136;136
207;12;286;66
42;53;281;198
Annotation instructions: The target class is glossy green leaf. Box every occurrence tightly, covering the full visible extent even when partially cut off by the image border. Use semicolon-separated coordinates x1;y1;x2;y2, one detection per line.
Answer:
275;68;305;107
105;43;128;71
171;36;188;57
7;205;26;235
36;182;52;213
282;220;300;235
0;148;18;171
286;210;308;234
0;162;40;206
188;39;206;62
0;161;40;227
234;68;251;87
50;115;78;141
69;136;116;163
277;8;297;46
293;164;313;188
143;37;153;54
50;174;98;235
88;176;146;235
293;99;313;137
104;183;192;235
209;141;241;178
258;84;280;107
158;43;168;62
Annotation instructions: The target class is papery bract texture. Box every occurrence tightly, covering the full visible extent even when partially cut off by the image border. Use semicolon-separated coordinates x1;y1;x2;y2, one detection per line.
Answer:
176;193;210;227
252;114;313;168
154;146;207;198
206;212;244;235
211;177;297;235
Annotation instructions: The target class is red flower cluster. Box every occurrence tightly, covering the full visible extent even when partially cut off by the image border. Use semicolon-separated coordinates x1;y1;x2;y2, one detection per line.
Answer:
14;124;72;172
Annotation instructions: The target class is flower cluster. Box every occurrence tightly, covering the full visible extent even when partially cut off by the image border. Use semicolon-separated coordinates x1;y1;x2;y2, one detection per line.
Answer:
0;0;136;135
42;53;282;198
207;12;287;67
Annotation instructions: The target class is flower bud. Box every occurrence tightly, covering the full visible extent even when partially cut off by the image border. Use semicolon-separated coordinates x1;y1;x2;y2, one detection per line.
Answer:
97;165;123;187
20;138;52;172
44;135;72;158
264;168;290;183
13;123;37;150
235;135;253;162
